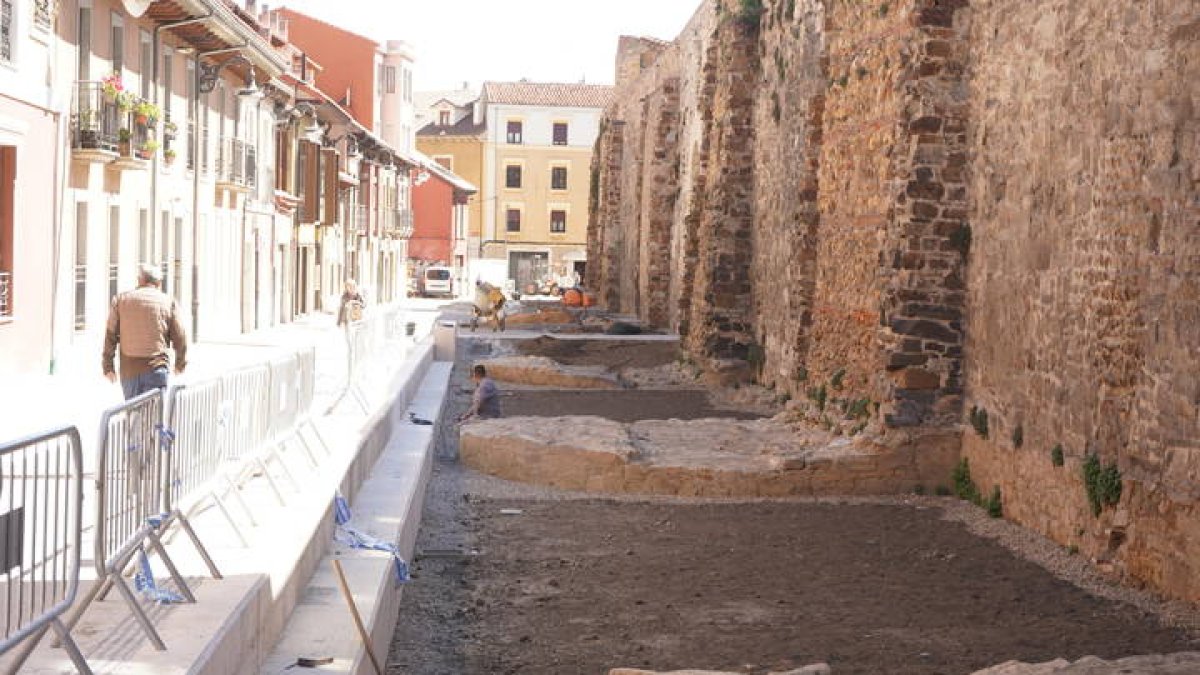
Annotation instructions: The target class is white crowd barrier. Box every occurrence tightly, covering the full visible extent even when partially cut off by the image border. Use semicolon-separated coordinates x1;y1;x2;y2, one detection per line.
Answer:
0;305;414;663
0;426;91;674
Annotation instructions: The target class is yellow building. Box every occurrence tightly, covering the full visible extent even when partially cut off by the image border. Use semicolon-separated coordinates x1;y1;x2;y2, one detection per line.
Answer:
466;82;611;290
415;91;485;261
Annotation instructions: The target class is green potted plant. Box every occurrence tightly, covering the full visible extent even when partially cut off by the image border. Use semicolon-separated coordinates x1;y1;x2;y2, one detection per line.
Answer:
118;127;132;156
164;147;177;166
133;99;161;127
137;139;160;161
162;119;178;140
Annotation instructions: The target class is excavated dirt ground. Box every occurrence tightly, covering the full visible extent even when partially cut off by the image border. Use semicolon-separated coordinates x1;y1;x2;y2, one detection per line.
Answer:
387;333;1198;675
502;389;763;422
514;336;680;371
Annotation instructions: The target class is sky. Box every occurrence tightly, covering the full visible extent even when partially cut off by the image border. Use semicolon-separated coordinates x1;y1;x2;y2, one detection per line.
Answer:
279;0;700;92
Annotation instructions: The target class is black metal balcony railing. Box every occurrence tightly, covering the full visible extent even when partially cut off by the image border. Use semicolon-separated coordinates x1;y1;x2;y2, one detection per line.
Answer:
218;138;258;188
395;208;414;239
33;0;53;31
0;270;11;318
354;204;370;234
73;265;87;331
71;81;121;153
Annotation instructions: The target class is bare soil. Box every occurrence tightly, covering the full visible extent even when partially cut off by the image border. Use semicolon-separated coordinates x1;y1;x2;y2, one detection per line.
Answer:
387;335;1198;675
514;337;679;371
501;389;763;423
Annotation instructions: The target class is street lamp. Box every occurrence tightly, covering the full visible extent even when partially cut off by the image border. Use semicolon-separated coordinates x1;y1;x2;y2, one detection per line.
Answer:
190;50;262;339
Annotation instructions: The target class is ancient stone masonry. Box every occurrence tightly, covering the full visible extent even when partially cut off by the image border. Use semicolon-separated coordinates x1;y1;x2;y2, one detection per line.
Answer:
588;0;1200;603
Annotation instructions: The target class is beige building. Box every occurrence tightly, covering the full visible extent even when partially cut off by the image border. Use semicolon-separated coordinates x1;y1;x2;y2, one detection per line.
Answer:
478;82;612;290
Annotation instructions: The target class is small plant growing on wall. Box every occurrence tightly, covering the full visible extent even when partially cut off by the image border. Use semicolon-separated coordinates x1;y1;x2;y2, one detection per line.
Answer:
737;0;764;29
986;486;1003;518
1050;444;1065;467
968;406;989;439
830;367;847;390
808;384;828;412
878;2;890;17
1082;453;1122;517
952;458;980;504
845;397;871;420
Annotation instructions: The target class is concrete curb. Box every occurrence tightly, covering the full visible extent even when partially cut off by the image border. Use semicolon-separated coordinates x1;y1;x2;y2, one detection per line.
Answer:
259;359;452;675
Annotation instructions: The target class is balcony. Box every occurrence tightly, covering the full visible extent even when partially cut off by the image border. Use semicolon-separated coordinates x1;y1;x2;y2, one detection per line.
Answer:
70;82;121;163
0;271;11;319
33;0;53;32
216;138;258;193
391;208;414;239
353;204;371;234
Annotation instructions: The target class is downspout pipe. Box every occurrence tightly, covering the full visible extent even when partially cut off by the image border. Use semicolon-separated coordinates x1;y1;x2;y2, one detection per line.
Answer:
153;13;213;341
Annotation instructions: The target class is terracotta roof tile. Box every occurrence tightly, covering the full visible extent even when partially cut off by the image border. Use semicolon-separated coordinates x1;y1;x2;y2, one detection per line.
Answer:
482;81;614;109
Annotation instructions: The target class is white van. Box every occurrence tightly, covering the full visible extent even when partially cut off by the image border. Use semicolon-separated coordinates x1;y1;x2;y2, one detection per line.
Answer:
421;266;454;297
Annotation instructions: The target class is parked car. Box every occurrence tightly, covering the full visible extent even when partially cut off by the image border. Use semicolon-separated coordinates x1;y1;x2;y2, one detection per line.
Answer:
421;266;454;297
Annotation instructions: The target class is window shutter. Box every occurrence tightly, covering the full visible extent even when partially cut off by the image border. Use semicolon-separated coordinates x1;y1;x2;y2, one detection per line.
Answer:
302;141;320;222
322;147;339;225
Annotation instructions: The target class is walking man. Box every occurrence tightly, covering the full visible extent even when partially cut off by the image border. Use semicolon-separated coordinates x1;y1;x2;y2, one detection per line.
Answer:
458;364;501;422
102;263;188;400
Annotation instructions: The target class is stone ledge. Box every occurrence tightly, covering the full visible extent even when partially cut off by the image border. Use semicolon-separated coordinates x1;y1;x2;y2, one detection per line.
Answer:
460;416;959;497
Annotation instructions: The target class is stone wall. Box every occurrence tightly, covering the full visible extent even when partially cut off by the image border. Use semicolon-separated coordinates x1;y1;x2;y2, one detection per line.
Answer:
588;0;1200;602
960;0;1200;603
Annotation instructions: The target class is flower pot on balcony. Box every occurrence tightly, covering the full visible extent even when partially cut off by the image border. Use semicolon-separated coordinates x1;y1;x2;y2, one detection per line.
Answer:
135;113;149;126
119;140;132;157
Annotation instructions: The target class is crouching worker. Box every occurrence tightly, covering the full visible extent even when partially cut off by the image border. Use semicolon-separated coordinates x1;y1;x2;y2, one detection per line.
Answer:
458;365;501;422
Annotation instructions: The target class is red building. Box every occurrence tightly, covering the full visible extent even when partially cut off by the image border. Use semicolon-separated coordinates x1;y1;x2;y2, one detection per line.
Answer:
410;153;476;290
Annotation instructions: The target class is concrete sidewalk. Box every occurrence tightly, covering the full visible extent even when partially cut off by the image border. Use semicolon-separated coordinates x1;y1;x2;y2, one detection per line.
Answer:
4;310;454;674
0;302;448;450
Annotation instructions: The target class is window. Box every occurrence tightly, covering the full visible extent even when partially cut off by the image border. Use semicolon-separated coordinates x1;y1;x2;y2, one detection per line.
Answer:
433;155;453;170
385;65;396;94
77;3;91;79
550;209;567;233
506;120;522;144
74;203;88;331
139;30;152;99
551;166;568;190
505;165;522;189
376;63;384;95
0;147;13;318
159;210;169;295
184;58;194;170
108;206;119;300
162;48;173;122
138;208;150;263
438;109;451;126
110;13;124;75
505;208;521;233
173;216;183;303
553;122;569;146
1;0;14;64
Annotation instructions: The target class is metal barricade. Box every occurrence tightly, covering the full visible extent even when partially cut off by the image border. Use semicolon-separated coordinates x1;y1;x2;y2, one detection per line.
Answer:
161;377;241;556
0;427;91;674
62;391;198;651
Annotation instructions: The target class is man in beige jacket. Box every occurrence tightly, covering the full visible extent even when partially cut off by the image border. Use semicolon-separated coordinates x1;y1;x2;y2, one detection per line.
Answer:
102;264;189;400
